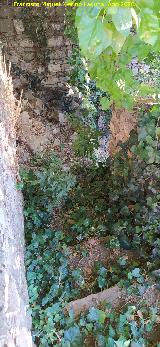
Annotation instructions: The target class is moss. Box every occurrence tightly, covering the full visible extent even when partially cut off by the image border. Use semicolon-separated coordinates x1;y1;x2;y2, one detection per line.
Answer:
21;8;49;65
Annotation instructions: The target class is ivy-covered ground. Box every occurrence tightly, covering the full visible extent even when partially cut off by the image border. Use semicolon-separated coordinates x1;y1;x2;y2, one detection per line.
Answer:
21;105;160;347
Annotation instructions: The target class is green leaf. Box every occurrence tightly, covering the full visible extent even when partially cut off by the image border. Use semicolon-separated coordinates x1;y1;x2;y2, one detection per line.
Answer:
63;326;82;346
16;182;24;190
112;8;133;37
132;268;141;278
115;337;130;347
111;27;126;54
131;341;142;347
138;11;159;45
128;272;133;280
100;97;112;110
87;307;106;324
109;325;116;338
76;8;112;58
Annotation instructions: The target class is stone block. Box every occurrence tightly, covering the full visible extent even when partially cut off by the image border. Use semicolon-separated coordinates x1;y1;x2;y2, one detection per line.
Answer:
49;50;66;59
53;138;60;147
13;19;24;34
41;76;59;85
20;39;34;48
51;23;62;31
59;112;67;123
47;36;63;47
0;18;14;32
20;51;35;62
48;63;61;73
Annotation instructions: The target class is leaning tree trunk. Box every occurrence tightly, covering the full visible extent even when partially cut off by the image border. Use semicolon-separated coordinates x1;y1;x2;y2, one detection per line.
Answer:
108;105;138;156
0;56;32;346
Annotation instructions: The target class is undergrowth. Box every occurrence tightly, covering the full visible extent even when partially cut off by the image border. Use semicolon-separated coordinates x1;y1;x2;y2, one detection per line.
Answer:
21;106;160;346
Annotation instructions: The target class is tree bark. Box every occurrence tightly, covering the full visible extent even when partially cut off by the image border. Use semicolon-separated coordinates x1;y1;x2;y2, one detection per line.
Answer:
108;106;138;155
0;56;32;346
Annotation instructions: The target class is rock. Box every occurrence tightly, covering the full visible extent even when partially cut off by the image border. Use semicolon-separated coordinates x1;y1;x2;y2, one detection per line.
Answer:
59;112;66;124
47;36;63;47
20;39;34;48
22;51;35;63
20;111;52;153
70;132;78;141
13;78;22;89
52;127;60;135
38;66;45;74
53;138;60;147
21;111;30;124
46;110;59;122
34;98;43;115
51;23;61;31
62;164;70;172
13;20;24;34
48;63;61;72
41;76;59;86
10;54;19;64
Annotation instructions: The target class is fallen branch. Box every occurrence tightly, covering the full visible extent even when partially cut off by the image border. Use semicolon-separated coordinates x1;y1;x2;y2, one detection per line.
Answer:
65;284;160;318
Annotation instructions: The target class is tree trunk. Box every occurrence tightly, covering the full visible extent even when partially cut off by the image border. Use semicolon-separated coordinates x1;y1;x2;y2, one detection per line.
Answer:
108;106;138;155
65;284;160;320
0;56;32;346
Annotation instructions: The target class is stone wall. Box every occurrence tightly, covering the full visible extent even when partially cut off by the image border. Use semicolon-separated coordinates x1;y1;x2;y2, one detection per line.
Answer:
0;55;32;347
0;1;77;161
0;1;72;102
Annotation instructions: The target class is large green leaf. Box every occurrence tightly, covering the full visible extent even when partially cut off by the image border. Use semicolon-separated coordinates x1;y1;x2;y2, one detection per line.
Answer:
136;0;154;9
138;10;159;45
111;27;126;53
75;8;112;58
112;8;133;37
75;0;160;106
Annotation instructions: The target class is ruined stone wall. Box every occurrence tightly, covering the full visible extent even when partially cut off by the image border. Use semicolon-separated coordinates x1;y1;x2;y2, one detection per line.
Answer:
0;2;76;161
0;2;72;102
0;2;71;88
0;55;32;347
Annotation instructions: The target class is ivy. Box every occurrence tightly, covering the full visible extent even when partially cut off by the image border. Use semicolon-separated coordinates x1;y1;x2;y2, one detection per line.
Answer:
23;115;160;345
21;154;76;241
75;0;160;108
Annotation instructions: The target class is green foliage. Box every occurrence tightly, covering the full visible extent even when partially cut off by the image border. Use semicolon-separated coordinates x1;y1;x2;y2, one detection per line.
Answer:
65;6;78;44
75;0;160;108
65;6;111;159
23;114;160;345
71;118;102;158
62;304;159;346
62;107;160;264
21;154;75;241
68;47;87;94
26;228;80;346
23;155;81;346
132;107;160;164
